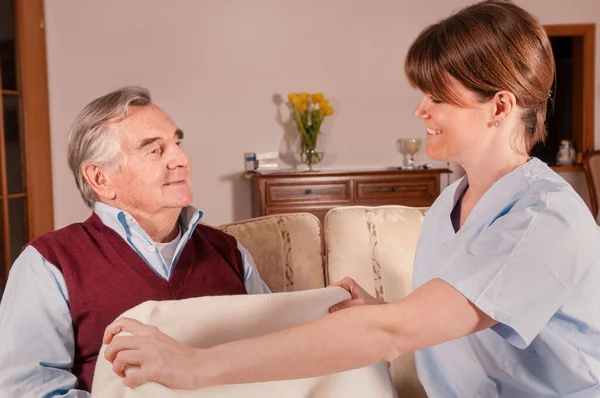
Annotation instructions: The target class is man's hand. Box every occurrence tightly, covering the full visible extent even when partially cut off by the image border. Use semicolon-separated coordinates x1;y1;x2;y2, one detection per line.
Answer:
328;277;385;312
103;318;205;390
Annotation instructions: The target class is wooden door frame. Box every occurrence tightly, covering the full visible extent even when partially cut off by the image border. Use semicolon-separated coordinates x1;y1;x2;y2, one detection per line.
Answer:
1;0;55;284
544;24;596;159
16;0;54;240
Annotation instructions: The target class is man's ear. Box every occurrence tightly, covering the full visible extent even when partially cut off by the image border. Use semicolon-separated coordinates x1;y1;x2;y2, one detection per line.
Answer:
491;90;517;127
81;163;116;201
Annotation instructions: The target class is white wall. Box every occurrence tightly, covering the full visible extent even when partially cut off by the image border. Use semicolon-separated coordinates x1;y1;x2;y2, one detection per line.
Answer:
44;0;600;227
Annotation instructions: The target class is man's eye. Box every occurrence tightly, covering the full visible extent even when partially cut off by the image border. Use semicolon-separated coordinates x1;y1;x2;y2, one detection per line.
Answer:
149;148;162;155
175;141;182;146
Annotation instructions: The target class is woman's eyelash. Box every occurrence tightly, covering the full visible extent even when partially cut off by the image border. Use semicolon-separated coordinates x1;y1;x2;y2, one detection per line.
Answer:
429;97;442;104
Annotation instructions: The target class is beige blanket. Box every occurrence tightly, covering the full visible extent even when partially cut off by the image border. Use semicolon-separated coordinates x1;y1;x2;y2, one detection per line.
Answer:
92;287;396;397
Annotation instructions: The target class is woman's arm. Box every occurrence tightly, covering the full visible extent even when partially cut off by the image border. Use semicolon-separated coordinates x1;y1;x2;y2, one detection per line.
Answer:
104;278;496;389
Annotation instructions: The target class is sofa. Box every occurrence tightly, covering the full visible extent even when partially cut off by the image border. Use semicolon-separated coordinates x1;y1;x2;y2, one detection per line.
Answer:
218;205;428;397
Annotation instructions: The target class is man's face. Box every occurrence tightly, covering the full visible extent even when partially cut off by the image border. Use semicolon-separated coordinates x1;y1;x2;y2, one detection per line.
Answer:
106;105;192;216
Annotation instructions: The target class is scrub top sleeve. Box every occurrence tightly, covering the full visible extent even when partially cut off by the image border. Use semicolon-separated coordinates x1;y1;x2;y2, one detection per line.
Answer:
436;194;584;349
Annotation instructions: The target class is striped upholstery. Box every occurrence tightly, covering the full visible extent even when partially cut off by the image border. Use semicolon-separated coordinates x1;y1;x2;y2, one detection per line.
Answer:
324;206;428;398
218;213;325;292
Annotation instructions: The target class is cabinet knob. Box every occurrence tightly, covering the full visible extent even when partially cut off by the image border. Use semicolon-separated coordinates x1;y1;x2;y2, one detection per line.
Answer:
305;188;313;195
392;186;398;192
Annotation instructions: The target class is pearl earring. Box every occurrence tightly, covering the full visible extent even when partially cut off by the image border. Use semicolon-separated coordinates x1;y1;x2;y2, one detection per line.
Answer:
494;121;500;128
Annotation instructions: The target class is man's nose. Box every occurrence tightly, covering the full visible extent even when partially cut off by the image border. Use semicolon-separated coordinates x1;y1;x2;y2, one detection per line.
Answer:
167;144;189;170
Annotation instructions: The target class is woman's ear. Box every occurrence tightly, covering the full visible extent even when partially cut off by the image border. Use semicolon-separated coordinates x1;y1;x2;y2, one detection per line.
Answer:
492;90;517;127
81;163;116;201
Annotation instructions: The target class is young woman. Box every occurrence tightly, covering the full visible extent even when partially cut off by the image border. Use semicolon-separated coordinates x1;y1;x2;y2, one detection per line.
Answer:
103;1;600;396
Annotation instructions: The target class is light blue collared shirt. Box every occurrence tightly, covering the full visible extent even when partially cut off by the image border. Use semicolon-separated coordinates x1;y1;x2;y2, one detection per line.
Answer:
413;158;600;397
0;203;270;397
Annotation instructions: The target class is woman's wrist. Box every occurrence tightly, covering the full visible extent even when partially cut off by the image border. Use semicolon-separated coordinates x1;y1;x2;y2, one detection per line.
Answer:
192;346;227;390
191;347;212;389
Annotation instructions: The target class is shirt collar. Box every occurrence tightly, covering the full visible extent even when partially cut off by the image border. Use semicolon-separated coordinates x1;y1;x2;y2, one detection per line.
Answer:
452;176;469;210
93;202;204;241
449;158;546;211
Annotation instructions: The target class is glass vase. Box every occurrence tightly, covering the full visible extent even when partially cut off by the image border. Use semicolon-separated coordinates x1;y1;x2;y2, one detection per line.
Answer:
297;136;324;171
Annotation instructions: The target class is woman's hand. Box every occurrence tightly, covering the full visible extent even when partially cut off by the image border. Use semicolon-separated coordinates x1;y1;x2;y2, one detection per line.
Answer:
328;277;385;312
103;318;206;390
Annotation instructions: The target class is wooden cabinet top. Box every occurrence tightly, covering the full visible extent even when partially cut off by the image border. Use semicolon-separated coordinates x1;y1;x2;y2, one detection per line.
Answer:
245;168;452;180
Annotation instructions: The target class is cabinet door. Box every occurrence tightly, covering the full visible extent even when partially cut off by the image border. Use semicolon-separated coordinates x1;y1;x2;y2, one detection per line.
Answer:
355;176;438;206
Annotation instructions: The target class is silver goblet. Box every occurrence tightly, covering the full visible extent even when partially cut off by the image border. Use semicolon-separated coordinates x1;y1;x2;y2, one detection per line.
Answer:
400;138;421;167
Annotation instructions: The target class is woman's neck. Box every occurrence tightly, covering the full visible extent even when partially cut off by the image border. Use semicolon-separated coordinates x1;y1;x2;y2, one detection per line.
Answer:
461;152;529;201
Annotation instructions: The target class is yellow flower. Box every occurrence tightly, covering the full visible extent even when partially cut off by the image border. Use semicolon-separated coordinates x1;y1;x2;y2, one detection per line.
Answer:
291;97;303;109
287;93;299;103
311;93;324;103
288;93;303;109
288;91;334;148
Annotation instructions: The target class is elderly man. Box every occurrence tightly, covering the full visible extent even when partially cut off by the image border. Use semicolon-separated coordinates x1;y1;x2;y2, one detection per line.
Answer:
0;87;270;397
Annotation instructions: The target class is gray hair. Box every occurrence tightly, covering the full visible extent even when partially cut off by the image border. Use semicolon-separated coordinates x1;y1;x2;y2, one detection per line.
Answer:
67;86;152;208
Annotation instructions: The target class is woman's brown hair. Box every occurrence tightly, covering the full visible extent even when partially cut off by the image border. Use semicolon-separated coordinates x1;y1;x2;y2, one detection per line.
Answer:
405;0;554;153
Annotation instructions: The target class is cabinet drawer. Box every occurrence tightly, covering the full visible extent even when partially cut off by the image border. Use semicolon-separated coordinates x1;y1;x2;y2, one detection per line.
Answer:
355;178;435;201
266;181;350;205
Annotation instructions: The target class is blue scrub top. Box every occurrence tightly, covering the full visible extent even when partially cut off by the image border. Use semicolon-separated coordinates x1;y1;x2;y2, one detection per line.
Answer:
413;158;600;397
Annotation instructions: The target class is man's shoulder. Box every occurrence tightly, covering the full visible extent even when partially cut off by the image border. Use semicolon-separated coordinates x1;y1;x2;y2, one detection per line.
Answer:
28;216;98;250
193;223;237;244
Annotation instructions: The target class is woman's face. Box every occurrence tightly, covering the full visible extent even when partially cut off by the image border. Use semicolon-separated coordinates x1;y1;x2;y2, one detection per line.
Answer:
413;76;495;165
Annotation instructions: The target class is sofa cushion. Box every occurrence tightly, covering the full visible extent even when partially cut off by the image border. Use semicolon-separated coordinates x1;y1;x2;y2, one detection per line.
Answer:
324;205;427;398
218;213;325;292
91;288;397;398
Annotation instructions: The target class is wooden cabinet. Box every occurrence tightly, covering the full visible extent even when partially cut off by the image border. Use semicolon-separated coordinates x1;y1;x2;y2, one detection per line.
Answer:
246;169;451;223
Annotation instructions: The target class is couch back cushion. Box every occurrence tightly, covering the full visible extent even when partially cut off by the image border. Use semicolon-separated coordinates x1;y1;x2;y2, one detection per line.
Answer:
219;213;325;292
324;205;427;398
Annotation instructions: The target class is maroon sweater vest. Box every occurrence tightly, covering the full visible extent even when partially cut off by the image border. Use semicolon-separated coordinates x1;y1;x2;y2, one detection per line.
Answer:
29;213;247;392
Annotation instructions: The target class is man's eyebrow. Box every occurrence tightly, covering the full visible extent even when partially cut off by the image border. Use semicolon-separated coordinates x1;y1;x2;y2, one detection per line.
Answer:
136;137;161;150
136;129;184;150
